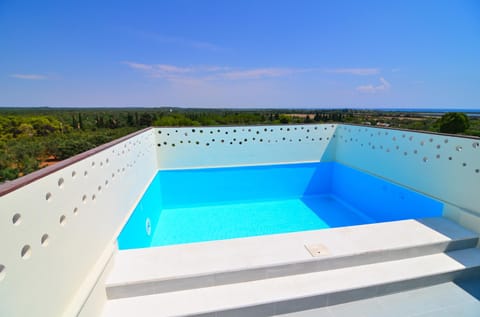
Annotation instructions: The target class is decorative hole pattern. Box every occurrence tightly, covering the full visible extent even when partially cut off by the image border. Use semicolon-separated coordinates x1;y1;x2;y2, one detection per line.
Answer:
21;245;31;259
57;178;64;188
12;213;22;225
59;215;67;226
155;125;336;150
335;125;480;176
40;234;49;246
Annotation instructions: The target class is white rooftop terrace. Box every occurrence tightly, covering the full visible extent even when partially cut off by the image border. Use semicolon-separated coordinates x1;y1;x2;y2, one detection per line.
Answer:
1;124;480;317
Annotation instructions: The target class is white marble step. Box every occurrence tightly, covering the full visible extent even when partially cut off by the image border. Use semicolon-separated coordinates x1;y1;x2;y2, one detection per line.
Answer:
102;248;480;317
106;218;478;299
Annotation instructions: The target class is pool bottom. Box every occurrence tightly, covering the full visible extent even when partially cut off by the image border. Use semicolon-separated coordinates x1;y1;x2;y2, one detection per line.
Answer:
151;194;375;246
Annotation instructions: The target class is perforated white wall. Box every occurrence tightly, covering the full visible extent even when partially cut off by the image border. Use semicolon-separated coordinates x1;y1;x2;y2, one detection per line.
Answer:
334;125;480;214
154;124;337;169
0;129;157;317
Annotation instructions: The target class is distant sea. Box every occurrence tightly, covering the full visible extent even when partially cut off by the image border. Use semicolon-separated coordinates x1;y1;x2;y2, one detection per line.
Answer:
377;108;480;117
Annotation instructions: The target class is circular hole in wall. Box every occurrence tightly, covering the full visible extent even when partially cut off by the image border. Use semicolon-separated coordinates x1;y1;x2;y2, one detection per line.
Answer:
98;185;102;192
12;213;22;225
58;178;64;188
436;145;441;149
444;139;449;144
463;162;467;167
456;146;463;152
84;171;88;177
436;154;441;159
59;215;67;226
473;142;479;149
423;157;428;163
91;161;95;168
0;264;5;281
21;245;31;259
92;194;96;201
40;234;49;246
73;207;78;215
72;171;76;178
45;192;52;201
476;169;479;173
82;195;87;203
448;156;453;160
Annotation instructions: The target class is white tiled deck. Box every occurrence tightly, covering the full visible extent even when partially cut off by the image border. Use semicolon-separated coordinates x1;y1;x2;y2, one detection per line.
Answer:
279;281;480;317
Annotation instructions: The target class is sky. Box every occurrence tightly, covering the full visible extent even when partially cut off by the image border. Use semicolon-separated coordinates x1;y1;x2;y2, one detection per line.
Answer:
1;0;480;109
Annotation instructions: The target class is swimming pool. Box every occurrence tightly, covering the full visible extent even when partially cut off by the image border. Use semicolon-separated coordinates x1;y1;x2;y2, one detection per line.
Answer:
118;162;443;249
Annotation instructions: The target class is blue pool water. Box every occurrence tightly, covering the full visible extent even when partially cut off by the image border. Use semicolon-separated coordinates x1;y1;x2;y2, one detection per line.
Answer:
118;162;443;249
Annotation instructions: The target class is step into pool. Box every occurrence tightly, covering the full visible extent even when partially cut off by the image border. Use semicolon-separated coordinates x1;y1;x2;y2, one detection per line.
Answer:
118;162;443;249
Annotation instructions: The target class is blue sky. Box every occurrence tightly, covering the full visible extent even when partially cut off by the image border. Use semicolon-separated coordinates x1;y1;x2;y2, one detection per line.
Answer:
1;0;479;108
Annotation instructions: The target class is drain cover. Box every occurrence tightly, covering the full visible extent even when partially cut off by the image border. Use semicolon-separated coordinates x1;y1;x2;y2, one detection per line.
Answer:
305;243;329;257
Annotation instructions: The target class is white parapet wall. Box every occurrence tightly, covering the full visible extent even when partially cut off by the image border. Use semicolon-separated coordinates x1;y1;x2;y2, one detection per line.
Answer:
0;128;158;317
154;124;338;169
0;123;479;317
334;125;480;232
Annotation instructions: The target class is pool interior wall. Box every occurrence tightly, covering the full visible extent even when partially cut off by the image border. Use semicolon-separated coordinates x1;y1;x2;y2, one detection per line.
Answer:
118;162;443;249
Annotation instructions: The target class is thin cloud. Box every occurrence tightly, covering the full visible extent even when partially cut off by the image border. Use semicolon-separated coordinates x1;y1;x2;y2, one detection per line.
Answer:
10;74;48;80
327;68;380;75
124;62;312;81
221;68;301;80
356;77;391;93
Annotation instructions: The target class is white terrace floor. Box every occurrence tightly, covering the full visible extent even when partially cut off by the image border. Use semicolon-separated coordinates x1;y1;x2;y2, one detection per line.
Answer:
102;217;480;316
